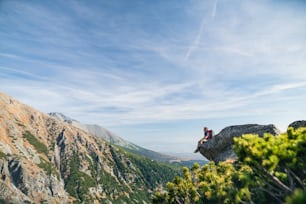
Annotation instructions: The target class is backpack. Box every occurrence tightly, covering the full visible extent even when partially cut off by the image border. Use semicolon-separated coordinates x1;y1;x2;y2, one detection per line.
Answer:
208;130;214;138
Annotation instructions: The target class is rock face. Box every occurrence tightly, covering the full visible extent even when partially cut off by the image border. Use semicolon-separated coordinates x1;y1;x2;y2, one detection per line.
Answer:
199;124;281;163
288;120;306;130
0;92;178;203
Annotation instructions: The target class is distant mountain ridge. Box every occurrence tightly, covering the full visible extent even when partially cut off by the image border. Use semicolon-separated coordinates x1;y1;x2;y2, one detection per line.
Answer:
48;112;133;148
48;112;202;164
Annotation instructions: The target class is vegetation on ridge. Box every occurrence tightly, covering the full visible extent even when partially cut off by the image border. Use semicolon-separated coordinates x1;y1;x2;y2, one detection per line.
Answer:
23;131;49;156
0;150;7;160
64;151;96;202
38;156;60;179
153;127;306;204
60;145;180;203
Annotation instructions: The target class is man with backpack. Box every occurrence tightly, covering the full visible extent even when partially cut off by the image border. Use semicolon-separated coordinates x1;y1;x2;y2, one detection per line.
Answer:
194;127;214;153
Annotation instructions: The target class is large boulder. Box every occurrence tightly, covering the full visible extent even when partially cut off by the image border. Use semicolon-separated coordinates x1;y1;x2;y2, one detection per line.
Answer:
198;124;281;163
288;120;306;130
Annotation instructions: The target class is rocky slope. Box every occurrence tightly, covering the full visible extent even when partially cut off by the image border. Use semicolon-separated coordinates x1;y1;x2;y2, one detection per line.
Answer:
49;112;179;163
48;112;127;147
198;124;281;163
0;92;179;203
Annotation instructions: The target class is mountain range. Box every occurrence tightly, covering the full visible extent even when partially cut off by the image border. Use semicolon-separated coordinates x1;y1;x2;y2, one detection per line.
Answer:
1;91;303;203
48;112;207;166
0;92;181;203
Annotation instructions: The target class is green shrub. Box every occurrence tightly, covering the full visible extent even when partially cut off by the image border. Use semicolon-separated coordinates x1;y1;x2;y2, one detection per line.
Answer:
286;189;306;204
153;127;306;204
0;151;7;160
23;131;49;156
38;157;60;179
64;152;95;202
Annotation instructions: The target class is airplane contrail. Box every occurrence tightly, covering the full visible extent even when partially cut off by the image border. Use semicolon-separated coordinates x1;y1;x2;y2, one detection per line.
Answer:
212;0;218;19
185;0;218;61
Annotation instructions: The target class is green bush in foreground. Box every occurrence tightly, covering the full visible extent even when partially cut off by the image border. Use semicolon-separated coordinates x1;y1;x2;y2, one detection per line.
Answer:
153;162;256;204
285;189;306;204
234;127;306;203
153;127;306;204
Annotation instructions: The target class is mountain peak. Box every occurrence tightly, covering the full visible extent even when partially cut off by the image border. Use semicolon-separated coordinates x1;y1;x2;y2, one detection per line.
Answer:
48;112;78;123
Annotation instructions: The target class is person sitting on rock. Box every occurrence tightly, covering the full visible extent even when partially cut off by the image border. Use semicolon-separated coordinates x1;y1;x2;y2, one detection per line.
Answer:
194;127;214;153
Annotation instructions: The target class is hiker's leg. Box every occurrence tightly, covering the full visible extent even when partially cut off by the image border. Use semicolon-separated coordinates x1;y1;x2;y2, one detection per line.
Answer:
194;139;202;153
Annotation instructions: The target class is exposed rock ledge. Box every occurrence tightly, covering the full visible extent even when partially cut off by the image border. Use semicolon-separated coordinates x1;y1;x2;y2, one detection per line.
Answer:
198;124;281;163
288;120;306;130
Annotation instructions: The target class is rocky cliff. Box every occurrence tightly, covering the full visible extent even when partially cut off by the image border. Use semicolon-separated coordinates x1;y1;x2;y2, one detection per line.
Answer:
198;124;281;163
0;92;178;203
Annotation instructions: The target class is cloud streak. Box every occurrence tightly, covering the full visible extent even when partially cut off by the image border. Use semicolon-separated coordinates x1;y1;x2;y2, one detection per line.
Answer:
185;0;218;60
1;0;306;152
212;0;218;19
184;15;206;60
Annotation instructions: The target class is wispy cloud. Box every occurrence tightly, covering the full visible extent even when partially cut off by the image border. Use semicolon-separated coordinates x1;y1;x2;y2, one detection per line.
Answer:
184;15;206;60
212;0;218;19
184;0;218;60
1;0;306;152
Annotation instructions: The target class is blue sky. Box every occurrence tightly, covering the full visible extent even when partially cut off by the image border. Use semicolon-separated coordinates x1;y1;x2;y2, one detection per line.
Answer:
1;0;306;153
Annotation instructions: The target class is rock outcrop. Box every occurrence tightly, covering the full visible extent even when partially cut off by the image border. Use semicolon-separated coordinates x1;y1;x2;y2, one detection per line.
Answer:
198;124;281;163
288;120;306;130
